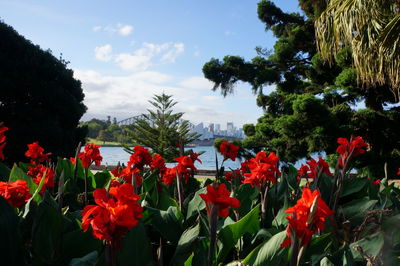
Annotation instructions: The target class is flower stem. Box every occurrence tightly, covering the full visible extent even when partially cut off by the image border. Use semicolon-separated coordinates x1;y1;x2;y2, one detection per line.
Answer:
208;205;218;266
84;167;88;205
105;243;117;266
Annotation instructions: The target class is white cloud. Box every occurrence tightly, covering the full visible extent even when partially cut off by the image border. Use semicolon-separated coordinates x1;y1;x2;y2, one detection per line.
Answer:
160;43;185;63
224;30;235;36
94;44;113;62
117;24;133;36
112;42;185;71
92;23;134;36
179;76;213;90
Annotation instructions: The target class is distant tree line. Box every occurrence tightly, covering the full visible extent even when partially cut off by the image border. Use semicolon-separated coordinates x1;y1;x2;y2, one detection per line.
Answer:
80;117;132;144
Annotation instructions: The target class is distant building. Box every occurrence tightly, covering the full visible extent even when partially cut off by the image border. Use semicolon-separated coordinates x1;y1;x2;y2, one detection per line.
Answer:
215;123;221;133
208;123;214;133
227;122;234;136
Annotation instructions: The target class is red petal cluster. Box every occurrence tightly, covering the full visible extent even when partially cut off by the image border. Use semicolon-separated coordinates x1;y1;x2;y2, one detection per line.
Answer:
189;152;202;164
281;188;333;248
119;167;142;188
200;183;240;218
225;169;243;182
0;123;8;160
0;180;31;208
128;146;152;170
162;167;177;186
243;151;281;187
78;144;102;168
150;153;166;174
219;141;240;161
298;157;332;179
25;142;51;164
27;164;55;193
82;183;142;246
336;136;368;168
174;155;197;183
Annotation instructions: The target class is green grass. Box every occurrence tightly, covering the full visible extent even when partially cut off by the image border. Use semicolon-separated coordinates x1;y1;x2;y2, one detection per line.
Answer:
87;138;123;146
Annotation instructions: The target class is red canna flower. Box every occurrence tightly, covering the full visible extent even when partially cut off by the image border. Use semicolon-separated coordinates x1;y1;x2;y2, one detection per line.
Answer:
25;142;51;164
118;167;142;188
200;183;240;218
243;151;281;187
0;123;8;161
299;157;332;179
81;183;142;247
27;164;55;193
219;141;240;161
225;169;243;182
336;136;368;168
78;144;102;168
111;166;122;178
281;187;333;248
174;156;196;183
162;167;177;186
397;168;400;176
150;154;166;174
128;145;152;170
0;180;31;208
189;152;202;164
372;179;381;186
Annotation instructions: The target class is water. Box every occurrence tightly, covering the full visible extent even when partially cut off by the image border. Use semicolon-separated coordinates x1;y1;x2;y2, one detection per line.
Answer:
99;146;242;170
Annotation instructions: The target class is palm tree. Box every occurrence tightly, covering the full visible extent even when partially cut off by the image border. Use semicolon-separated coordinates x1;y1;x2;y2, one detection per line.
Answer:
315;0;400;99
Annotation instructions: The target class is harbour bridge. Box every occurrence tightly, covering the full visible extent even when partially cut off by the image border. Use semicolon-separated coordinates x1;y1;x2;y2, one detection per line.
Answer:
116;115;195;128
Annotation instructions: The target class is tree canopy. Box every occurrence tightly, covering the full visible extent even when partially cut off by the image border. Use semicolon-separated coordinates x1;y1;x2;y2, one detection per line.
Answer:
128;93;199;162
202;0;400;177
0;21;87;163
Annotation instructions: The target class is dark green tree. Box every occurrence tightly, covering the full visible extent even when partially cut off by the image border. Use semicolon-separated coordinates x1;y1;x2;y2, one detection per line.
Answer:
202;0;400;177
128;93;199;162
0;21;87;163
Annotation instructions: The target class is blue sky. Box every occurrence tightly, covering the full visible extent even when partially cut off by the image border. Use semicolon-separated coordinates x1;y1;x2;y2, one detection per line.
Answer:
1;0;300;128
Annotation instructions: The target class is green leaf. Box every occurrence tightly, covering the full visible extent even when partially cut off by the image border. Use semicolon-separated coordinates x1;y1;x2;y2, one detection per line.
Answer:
118;222;153;266
143;206;183;244
320;257;335;266
158;191;179;211
170;223;200;266
341;198;377;225
0;196;22;265
272;197;289;228
242;231;288;266
341;178;368;198
186;187;206;220
184;254;194;266
61;230;102;265
217;204;260;261
234;183;259;217
56;157;75;182
68;251;98;266
93;170;111;189
350;232;385;260
9;163;37;194
32;192;63;264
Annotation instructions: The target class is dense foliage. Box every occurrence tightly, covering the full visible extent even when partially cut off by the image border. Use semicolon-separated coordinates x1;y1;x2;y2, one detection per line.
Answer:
0;21;87;164
1;121;400;266
202;0;400;178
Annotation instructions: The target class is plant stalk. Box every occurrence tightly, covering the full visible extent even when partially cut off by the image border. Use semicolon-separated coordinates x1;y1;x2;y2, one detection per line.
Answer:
208;205;218;266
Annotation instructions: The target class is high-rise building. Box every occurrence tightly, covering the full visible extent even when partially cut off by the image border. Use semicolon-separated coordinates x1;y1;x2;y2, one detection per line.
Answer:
227;122;234;136
215;123;221;133
208;123;214;133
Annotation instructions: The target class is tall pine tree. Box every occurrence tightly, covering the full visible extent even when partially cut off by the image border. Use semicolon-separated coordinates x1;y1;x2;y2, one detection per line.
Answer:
128;93;199;161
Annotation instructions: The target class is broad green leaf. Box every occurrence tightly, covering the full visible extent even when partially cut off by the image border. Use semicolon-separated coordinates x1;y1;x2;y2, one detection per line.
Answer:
0;196;21;265
341;178;368;198
158;192;179;211
272;197;289;228
341;198;377;225
186;187;206;220
32;193;63;264
118;222;153;266
242;231;288;266
320;257;335;266
143;206;183;244
350;232;384;260
9;163;37;194
170;223;200;266
234;183;259;217
93;170;111;188
217;205;260;261
56;157;74;182
61;230;101;265
184;254;194;266
68;251;98;266
22;172;46;217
